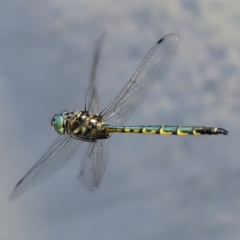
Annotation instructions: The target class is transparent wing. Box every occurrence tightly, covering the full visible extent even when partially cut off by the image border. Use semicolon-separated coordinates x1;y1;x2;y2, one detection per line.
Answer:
84;34;104;113
79;139;108;190
100;33;179;125
10;135;81;199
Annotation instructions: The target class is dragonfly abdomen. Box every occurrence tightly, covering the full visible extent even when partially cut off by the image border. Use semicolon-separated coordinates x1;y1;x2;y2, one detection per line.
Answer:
102;124;228;135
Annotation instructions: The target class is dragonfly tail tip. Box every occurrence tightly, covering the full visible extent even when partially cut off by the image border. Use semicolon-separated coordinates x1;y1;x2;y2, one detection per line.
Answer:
217;128;228;135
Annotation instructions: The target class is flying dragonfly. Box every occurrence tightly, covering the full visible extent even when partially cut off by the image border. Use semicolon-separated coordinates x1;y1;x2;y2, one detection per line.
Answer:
10;33;228;199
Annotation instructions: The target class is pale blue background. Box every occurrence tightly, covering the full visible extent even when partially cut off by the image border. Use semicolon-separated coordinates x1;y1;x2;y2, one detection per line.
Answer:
1;0;240;239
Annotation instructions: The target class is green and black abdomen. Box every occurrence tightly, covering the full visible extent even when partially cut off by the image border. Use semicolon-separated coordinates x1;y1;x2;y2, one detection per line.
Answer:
102;124;228;135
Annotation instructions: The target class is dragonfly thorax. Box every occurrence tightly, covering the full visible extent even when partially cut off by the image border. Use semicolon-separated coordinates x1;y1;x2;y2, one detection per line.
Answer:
52;110;109;141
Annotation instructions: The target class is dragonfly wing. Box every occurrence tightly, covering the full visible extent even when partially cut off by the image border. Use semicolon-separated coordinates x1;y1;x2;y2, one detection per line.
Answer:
84;34;104;113
100;33;179;126
79;139;109;190
10;135;81;199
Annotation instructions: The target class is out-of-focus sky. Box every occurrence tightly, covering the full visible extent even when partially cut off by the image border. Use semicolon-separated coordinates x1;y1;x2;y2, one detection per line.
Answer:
1;0;240;239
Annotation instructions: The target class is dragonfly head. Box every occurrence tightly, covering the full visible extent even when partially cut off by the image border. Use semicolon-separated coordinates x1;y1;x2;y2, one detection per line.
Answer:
51;111;70;135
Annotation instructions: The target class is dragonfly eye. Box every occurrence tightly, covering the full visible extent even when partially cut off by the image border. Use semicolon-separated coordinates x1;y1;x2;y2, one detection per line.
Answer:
51;114;66;135
51;114;57;127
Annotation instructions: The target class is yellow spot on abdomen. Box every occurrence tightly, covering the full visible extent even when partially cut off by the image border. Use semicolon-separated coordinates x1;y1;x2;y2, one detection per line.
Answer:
124;128;131;133
142;127;156;134
133;129;140;133
177;129;189;136
159;129;172;135
193;130;201;135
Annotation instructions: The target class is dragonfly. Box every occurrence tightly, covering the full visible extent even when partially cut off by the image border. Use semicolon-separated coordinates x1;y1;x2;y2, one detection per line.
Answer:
10;33;228;199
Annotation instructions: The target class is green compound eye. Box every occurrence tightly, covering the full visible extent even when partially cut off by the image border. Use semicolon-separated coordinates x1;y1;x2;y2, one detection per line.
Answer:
53;115;65;135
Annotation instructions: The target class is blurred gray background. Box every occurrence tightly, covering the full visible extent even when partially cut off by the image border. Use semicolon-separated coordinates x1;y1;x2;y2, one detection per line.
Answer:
1;0;240;239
